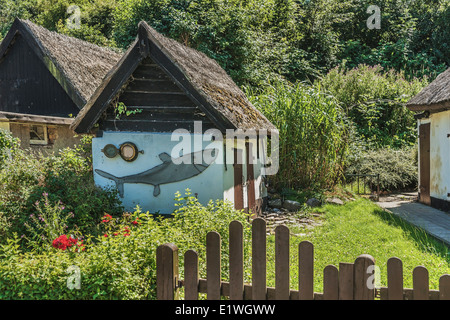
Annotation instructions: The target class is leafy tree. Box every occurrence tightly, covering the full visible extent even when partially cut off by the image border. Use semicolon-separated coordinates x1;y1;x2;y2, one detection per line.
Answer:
320;64;428;149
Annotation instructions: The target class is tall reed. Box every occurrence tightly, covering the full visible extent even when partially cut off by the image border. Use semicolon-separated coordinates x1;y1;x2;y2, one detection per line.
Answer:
246;80;349;190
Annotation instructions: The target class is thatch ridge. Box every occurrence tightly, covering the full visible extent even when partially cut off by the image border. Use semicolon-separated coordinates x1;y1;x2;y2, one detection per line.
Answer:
19;19;123;106
407;67;450;110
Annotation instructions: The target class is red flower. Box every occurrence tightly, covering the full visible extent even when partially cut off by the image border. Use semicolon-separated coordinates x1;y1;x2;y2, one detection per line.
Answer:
103;234;108;237
132;220;138;225
101;214;113;223
52;235;84;251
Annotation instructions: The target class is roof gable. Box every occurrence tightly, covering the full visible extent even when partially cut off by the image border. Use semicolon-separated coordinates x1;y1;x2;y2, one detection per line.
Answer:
0;33;79;117
71;21;276;133
0;19;122;110
98;56;218;133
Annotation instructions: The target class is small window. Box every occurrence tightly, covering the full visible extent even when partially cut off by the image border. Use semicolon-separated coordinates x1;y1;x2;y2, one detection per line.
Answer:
29;125;48;145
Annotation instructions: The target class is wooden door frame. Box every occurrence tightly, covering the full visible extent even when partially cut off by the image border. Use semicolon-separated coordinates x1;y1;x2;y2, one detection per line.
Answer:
246;142;256;217
233;148;244;211
419;122;431;205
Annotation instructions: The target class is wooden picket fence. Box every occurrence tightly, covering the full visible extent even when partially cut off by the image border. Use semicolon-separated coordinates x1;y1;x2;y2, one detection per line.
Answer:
156;218;450;300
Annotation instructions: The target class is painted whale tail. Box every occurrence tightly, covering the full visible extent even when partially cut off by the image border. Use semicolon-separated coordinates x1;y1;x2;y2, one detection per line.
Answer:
95;169;124;198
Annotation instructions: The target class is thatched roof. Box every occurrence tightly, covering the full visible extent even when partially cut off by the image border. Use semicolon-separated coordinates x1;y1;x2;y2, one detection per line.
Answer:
407;67;450;112
71;21;276;133
0;19;122;109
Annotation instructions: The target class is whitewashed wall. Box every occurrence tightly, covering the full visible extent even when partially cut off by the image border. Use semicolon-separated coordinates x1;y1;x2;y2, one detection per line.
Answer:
429;110;450;201
93;132;224;213
93;131;267;213
418;110;450;202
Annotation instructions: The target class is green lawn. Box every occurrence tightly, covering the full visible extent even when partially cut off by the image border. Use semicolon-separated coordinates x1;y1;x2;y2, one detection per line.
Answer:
263;198;450;292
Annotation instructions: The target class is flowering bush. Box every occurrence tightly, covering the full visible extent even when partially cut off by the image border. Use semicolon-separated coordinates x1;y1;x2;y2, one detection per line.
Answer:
100;212;140;238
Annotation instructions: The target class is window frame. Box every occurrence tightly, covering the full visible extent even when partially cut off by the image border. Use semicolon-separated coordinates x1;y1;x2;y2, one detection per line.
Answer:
29;124;48;145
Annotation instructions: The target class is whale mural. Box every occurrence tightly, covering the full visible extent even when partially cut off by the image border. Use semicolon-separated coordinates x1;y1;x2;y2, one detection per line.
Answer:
95;148;218;197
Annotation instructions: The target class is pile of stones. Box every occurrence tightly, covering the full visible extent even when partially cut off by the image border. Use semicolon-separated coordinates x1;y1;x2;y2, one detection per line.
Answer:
260;193;352;235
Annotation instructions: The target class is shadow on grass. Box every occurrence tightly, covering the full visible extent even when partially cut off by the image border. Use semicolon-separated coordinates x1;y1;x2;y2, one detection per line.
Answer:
373;206;450;263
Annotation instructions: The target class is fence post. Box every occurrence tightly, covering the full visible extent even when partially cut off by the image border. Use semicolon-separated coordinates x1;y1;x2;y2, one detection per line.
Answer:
184;250;199;300
387;257;403;300
323;265;339;300
353;254;376;300
299;241;314;300
339;263;354;300
229;220;244;300
439;274;450;300
207;231;221;300
275;225;290;300
156;243;179;300
413;266;429;300
252;218;267;300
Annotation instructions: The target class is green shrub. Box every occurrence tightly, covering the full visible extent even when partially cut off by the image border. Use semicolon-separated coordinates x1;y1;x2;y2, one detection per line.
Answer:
345;147;418;192
0;143;123;244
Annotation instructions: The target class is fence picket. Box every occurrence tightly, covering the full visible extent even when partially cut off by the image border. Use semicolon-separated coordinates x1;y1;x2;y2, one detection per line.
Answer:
323;265;339;300
156;243;179;300
229;220;244;300
252;218;267;300
298;241;314;300
338;263;354;300
439;275;450;300
387;257;403;300
184;250;199;300
206;231;221;300
353;254;375;300
413;266;429;300
275;225;290;300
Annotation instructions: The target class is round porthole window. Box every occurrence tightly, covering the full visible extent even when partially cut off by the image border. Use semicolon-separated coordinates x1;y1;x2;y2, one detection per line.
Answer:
101;144;119;158
120;142;139;162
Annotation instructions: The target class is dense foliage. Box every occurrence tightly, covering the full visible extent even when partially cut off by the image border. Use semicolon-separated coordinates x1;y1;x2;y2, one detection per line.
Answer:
0;0;448;85
320;64;428;149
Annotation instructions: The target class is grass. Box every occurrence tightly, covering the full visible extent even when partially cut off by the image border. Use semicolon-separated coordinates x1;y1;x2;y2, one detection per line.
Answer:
263;198;450;293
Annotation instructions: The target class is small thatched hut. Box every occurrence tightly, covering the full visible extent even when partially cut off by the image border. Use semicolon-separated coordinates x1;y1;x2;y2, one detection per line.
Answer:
0;18;121;151
407;68;450;211
71;21;277;215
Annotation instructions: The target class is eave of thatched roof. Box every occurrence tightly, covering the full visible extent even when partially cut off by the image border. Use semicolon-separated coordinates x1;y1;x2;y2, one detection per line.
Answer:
71;21;276;134
0;111;74;125
0;18;122;110
406;68;450;112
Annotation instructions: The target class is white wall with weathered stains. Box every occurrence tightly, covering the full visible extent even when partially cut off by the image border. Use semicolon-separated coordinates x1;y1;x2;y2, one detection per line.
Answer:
429;110;450;201
419;110;450;202
92;131;267;214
